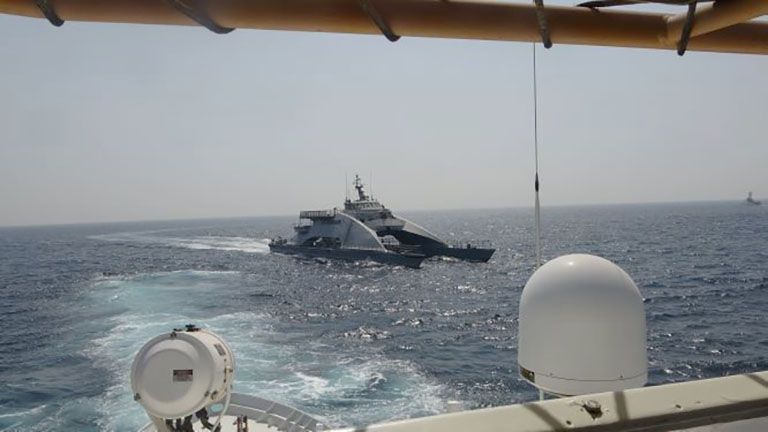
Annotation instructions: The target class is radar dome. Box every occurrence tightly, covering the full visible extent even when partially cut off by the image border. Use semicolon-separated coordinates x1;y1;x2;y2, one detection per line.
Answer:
131;326;235;419
518;254;647;396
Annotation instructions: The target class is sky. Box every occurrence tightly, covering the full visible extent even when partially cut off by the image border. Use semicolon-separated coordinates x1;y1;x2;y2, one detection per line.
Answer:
1;3;767;227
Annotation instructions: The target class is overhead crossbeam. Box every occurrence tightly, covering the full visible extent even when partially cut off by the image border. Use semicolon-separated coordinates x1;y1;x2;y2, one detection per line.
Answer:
33;0;62;26
533;0;552;48
164;0;233;34
1;0;767;55
357;0;400;42
666;0;768;41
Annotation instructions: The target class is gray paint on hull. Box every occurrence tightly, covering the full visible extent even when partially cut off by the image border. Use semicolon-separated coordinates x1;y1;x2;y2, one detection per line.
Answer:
422;246;494;262
294;211;386;251
269;244;425;269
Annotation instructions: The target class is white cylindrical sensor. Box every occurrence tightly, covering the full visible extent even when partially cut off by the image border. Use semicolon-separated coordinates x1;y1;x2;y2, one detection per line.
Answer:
130;326;235;419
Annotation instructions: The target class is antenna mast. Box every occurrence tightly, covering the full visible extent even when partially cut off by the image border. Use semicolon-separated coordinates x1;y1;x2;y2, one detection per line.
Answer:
532;43;543;269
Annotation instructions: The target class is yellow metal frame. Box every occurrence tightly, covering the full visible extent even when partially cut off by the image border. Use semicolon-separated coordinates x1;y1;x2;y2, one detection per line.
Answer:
1;0;767;54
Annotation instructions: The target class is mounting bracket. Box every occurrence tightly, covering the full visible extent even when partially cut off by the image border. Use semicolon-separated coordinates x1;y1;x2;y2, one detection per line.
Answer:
34;0;64;27
165;0;234;34
677;1;698;56
533;0;553;48
358;0;400;42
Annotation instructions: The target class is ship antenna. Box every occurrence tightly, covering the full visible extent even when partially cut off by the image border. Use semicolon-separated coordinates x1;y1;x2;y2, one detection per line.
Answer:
370;169;374;199
346;172;350;201
532;43;543;269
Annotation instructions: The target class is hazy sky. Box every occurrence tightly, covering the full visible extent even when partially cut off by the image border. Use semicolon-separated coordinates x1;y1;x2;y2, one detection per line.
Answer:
1;4;767;226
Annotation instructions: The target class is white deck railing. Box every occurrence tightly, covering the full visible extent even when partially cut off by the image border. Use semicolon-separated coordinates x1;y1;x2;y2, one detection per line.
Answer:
139;393;324;432
226;393;323;432
299;209;336;219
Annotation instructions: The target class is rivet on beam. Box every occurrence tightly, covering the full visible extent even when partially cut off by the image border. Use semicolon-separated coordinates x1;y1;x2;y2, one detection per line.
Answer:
165;0;234;34
358;0;400;42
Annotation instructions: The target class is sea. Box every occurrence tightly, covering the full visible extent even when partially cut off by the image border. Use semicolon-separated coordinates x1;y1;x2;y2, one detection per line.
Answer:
1;202;767;431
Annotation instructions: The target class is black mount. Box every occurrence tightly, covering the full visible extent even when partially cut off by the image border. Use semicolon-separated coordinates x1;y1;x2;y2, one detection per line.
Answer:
35;0;64;27
677;1;698;56
165;0;235;34
358;0;400;42
533;0;553;48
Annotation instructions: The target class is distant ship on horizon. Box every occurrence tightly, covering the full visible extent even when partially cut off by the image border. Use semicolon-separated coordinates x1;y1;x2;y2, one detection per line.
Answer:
746;191;762;206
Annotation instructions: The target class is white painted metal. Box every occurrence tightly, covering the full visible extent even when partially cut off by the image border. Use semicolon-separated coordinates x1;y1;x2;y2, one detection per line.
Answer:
331;371;768;432
293;210;387;250
131;328;235;420
134;372;768;432
518;254;647;396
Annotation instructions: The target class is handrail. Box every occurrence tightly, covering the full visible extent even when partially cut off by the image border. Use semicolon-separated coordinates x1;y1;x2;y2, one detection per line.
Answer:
448;239;493;249
229;393;323;432
299;209;336;219
138;393;324;432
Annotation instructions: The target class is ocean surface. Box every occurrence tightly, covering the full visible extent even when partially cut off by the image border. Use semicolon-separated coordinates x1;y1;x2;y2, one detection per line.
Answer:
1;202;767;431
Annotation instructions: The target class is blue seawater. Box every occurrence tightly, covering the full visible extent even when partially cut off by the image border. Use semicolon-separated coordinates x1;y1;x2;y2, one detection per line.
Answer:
0;202;767;431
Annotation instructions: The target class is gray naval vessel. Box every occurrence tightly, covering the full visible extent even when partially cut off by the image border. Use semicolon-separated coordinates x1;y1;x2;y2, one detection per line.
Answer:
746;191;762;206
269;175;495;267
269;207;427;268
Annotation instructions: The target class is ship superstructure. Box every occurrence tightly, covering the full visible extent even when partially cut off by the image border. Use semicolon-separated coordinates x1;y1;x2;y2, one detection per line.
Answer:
343;175;495;262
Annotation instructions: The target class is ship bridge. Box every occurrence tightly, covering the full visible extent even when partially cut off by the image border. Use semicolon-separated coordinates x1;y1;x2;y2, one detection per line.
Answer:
342;175;447;248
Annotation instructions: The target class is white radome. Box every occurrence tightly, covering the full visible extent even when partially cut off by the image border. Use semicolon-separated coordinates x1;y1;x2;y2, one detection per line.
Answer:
518;254;647;396
130;327;235;420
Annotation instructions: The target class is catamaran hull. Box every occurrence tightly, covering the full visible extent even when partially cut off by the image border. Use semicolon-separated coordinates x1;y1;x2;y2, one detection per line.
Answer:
269;244;425;269
385;243;496;262
423;246;495;262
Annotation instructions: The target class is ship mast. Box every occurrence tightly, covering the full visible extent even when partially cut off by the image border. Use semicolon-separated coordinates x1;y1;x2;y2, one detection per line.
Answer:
353;174;369;201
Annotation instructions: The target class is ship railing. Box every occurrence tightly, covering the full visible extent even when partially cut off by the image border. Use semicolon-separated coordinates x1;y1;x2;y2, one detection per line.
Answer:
226;393;324;432
138;393;325;432
448;239;492;249
300;209;336;219
368;219;404;228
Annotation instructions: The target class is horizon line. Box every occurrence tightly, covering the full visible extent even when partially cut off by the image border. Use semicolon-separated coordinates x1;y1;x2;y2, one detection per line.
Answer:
0;197;753;230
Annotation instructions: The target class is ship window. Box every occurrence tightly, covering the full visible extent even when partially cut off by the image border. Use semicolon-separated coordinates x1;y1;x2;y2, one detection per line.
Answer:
381;235;399;246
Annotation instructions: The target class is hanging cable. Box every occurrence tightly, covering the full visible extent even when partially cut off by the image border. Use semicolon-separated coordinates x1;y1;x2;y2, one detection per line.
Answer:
532;43;543;268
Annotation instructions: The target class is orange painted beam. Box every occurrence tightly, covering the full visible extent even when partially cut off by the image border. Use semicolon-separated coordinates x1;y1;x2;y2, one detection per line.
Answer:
0;0;766;54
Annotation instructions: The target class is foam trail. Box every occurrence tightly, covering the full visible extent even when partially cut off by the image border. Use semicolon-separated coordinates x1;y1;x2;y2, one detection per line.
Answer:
91;231;270;254
42;271;446;431
0;405;47;420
